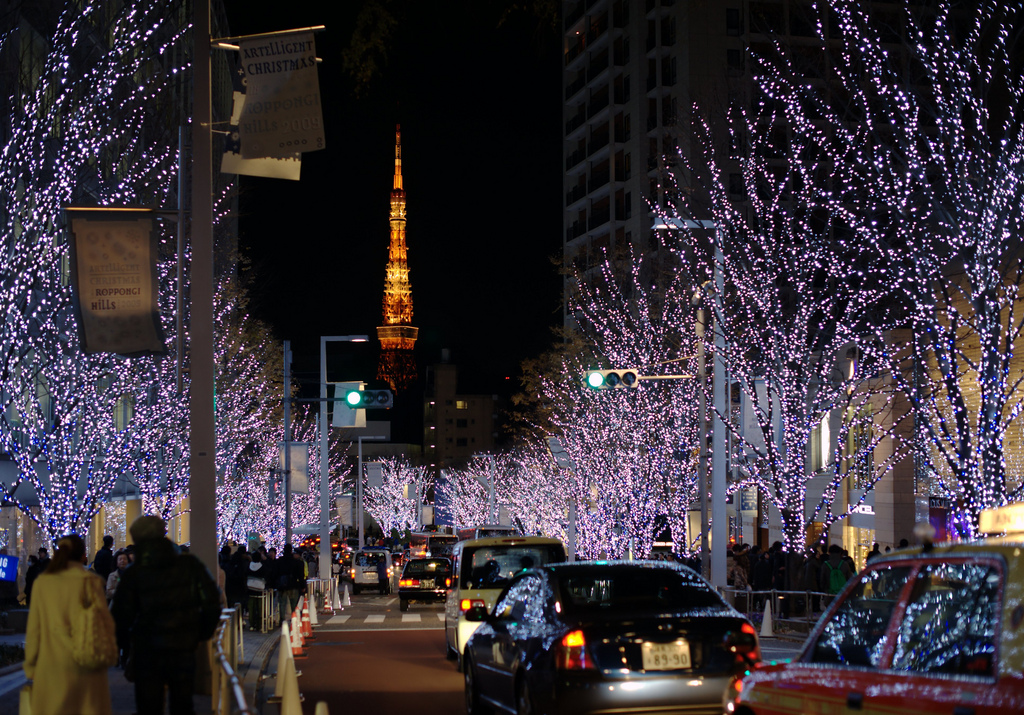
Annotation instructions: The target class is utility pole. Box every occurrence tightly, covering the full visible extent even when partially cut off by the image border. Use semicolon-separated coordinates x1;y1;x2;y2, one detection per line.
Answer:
283;341;293;547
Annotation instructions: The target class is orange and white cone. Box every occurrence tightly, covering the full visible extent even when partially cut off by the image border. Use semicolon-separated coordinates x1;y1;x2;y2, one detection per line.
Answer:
290;611;305;657
309;599;320;627
279;652;305;715
302;601;314;639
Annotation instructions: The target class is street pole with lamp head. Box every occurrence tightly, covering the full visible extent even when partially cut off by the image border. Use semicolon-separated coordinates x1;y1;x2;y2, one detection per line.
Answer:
318;335;368;583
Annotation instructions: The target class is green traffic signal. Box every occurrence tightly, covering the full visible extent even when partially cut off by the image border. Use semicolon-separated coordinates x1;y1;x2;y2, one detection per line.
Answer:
587;371;606;388
345;390;363;407
343;389;394;408
584;369;640;390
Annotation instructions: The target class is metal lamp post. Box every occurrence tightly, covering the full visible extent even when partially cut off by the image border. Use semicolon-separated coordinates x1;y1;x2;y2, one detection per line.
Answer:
318;335;368;584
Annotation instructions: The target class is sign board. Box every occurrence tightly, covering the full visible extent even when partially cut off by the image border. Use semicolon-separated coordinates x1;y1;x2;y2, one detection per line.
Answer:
278;442;310;494
979;503;1024;535
67;211;166;356
238;31;325;158
336;497;352;527
365;462;383;491
0;554;17;582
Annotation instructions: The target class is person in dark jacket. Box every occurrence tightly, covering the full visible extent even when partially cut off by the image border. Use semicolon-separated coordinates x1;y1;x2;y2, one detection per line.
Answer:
275;544;300;621
111;515;221;715
92;534;115;581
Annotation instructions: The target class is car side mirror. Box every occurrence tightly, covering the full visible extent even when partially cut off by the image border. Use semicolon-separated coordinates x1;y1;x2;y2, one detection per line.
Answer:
464;605;489;623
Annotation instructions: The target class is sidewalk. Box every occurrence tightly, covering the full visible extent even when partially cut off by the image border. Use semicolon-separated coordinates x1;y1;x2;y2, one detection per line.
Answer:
0;628;279;715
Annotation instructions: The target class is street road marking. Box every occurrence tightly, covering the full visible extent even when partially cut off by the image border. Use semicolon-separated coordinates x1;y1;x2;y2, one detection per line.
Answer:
437;613;445;621
365;614;386;623
327;615;350;625
402;613;421;622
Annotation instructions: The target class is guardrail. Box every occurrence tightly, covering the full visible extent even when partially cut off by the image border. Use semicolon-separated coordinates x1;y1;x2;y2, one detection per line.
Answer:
211;605;253;715
306;576;338;611
249;588;280;633
720;586;834;629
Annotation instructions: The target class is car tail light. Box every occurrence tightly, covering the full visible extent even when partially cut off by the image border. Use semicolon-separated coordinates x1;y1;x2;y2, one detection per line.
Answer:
349;568;355;579
555;629;594;670
445;577;452;588
460;598;485;611
725;623;761;668
399;578;420;588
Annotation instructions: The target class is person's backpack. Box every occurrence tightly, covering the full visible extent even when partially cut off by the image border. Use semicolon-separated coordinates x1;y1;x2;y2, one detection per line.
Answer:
824;561;846;594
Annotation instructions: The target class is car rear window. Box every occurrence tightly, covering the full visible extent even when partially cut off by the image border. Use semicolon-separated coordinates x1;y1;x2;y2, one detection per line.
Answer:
355;552;385;567
557;567;725;614
460;545;565;589
404;559;450;577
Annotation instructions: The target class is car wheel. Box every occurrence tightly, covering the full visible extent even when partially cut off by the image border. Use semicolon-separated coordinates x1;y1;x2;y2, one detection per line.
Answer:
515;677;533;715
464;654;488;715
400;598;409;612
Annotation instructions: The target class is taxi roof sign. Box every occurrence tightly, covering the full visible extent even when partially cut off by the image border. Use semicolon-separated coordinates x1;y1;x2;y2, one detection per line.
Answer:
979;502;1024;536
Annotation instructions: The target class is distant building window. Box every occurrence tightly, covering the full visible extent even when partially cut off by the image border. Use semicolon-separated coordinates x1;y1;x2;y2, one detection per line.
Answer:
726;8;742;36
455;400;469;410
456;438;468;447
456;419;468;428
727;48;744;72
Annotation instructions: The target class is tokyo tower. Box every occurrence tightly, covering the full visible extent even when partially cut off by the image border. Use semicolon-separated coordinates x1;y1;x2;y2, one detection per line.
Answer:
376;124;418;390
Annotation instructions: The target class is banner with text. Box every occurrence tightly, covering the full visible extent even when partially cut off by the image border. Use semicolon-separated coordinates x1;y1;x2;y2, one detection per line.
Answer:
68;212;166;356
239;31;325;159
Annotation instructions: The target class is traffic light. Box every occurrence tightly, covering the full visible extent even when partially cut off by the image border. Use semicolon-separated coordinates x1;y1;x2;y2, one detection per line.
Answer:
584;369;640;389
343;389;394;408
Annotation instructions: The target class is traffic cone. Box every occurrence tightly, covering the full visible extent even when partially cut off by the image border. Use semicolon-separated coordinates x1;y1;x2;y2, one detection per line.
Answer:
331;585;342;610
322;588;333;615
279;653;305;715
270;623;295;701
309;599;320;627
341;582;351;607
760;599;773;638
302;600;315;639
291;611;306;658
314;702;330;715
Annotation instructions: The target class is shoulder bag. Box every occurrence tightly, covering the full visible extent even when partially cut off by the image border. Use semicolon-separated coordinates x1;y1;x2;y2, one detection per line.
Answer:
71;576;119;670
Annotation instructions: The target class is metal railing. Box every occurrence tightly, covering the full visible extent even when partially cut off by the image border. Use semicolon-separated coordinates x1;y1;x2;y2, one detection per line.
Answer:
248;589;279;633
719;587;834;629
211;606;253;715
306;576;337;611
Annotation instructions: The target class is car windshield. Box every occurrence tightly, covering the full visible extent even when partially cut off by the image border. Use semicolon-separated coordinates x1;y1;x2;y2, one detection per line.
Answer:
404;559;450;577
356;552;385;567
556;566;726;614
461;545;564;589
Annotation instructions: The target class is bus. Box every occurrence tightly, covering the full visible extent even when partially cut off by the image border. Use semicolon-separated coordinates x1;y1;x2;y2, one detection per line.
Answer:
408;531;459;558
456;524;519;542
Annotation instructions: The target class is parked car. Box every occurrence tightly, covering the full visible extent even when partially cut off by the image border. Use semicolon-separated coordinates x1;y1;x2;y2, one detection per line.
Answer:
728;508;1024;715
398;557;451;611
463;560;760;715
445;535;566;669
349;547;393;595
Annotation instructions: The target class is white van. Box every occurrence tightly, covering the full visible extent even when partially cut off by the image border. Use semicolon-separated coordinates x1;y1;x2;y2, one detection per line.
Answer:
443;535;565;668
349;547;393;595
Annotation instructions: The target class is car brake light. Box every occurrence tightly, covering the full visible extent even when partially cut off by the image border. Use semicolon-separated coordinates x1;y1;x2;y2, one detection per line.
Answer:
725;624;761;667
555;629;594;670
349;568;355;578
399;578;420;588
460;598;485;611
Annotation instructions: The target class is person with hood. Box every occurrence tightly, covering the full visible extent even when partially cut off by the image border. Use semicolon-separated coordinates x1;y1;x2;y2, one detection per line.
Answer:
820;543;854;605
111;515;220;715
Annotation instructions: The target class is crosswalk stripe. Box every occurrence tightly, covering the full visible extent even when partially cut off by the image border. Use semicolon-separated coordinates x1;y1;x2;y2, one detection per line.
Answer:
326;615;350;625
365;614;385;623
402;613;421;623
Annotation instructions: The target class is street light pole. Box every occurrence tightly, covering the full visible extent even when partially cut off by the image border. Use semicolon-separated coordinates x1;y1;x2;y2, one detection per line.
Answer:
318;335;368;582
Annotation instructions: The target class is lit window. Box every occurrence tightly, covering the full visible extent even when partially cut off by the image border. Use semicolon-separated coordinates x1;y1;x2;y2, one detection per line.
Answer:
456;400;469;410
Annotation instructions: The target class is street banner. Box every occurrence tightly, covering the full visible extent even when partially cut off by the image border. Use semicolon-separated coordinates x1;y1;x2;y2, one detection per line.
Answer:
366;462;383;491
67;211;166;356
238;31;325;159
279;441;310;494
336;497;353;526
222;65;301;179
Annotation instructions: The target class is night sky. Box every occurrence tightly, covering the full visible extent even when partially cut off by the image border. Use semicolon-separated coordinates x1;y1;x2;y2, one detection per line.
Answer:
223;2;564;405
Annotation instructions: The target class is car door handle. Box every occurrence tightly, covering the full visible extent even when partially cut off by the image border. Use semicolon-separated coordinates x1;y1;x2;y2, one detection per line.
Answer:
847;692;863;710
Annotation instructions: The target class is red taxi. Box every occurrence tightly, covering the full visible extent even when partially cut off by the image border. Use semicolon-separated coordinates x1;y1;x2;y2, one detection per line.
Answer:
728;506;1024;715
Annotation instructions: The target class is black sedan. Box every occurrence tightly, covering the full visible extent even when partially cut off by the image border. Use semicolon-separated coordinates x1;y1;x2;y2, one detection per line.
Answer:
398;557;451;612
463;560;760;715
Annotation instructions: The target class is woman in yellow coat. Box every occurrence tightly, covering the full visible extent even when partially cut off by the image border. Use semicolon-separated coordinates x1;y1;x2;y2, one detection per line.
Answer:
24;534;113;715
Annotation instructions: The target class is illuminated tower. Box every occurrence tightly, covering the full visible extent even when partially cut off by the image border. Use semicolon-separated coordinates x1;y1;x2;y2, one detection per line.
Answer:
377;124;419;390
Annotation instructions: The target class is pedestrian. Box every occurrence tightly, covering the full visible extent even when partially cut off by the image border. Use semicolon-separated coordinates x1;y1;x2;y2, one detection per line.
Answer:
866;542;882;563
106;551;132;669
246;551;268;632
275;544;301;622
728;546;750;612
92;535;115;581
376;553;389;594
24;548;49;606
801;548;823;613
24;533;115;715
820;544;853;606
225;548;248;610
111;515;221;715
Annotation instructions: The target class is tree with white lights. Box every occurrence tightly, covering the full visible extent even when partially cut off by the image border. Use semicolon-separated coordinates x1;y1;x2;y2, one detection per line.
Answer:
0;0;194;542
748;0;1024;537
364;455;426;536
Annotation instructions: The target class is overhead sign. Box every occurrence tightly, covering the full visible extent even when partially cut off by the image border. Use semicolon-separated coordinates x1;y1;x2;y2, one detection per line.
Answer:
278;441;310;494
223;66;301;180
67;211;166;356
238;31;325;159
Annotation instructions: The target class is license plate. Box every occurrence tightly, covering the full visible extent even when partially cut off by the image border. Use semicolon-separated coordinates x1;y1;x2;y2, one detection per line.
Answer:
362;571;377;580
641;641;691;670
421;579;435;589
